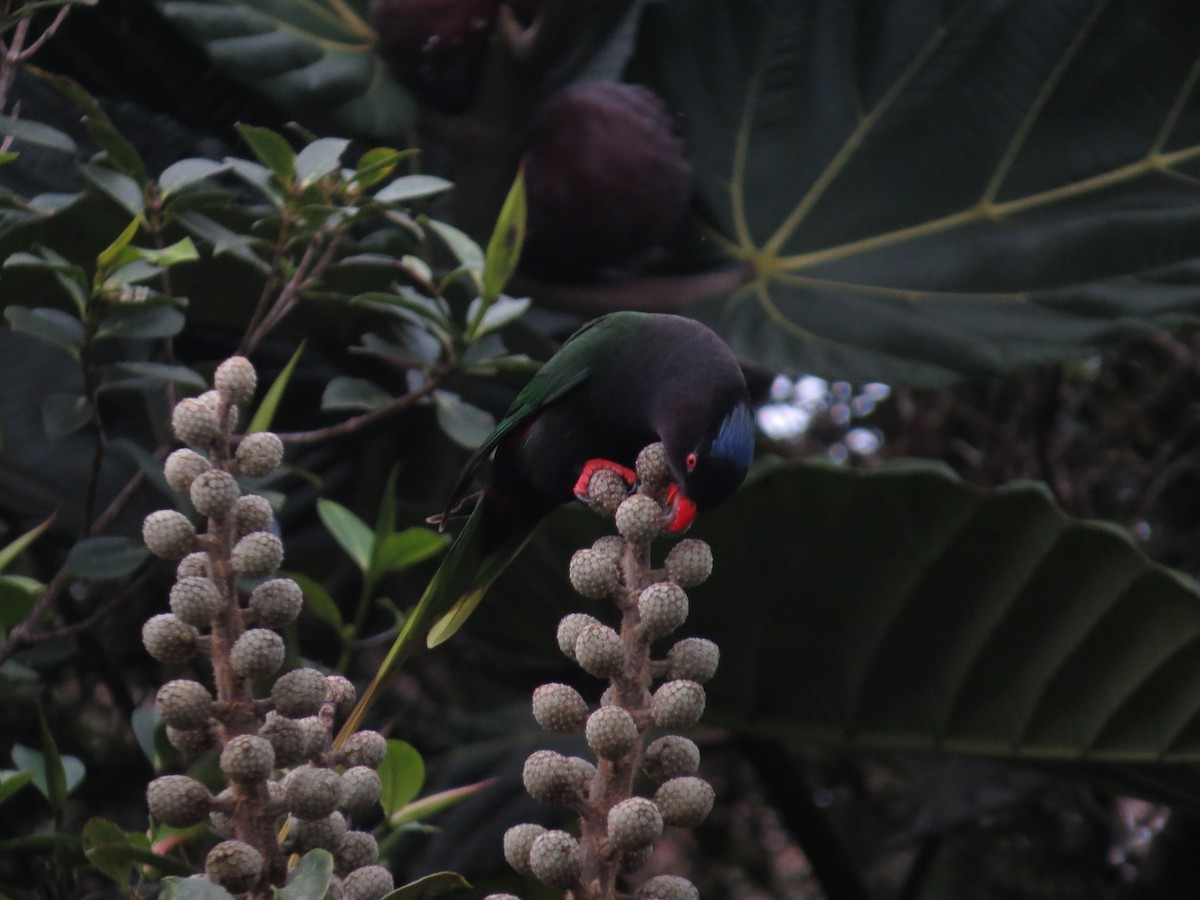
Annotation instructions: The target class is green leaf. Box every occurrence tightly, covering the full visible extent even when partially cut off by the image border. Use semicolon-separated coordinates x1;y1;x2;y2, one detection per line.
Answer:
42;393;93;440
0;770;35;807
4;306;83;358
276;848;333;900
295;137;349;185
321;376;392;412
378;739;425;818
85;115;149;187
64;536;149;581
235;124;296;182
0;116;76;152
36;709;68;815
375;175;453;204
351;147;412;189
179;211;269;271
0;515;53;574
387;779;494;829
318;500;373;573
465;296;530;342
374;528;447;576
383;872;472;900
140;236;200;268
481;169;526;303
248;340;305;433
284;571;343;633
160;0;414;141
425;219;484;276
83;818;134;889
94;305;185;340
158;158;228;196
80;162;144;216
482;460;1200;810
160;876;236;899
433;391;495;450
111;362;207;390
0;577;41;626
96;215;144;273
636;1;1200;385
130;707;161;768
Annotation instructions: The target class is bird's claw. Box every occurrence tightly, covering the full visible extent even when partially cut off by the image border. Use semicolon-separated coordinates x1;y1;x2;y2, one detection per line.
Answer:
573;459;638;502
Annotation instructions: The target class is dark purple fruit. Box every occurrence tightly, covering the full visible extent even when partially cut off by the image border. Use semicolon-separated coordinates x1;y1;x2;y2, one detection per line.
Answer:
519;81;692;281
371;0;499;113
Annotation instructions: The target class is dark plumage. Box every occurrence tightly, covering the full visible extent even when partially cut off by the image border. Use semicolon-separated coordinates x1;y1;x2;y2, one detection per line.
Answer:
351;312;753;718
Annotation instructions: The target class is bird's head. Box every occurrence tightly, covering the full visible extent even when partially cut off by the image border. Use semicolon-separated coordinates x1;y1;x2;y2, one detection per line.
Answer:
662;400;755;531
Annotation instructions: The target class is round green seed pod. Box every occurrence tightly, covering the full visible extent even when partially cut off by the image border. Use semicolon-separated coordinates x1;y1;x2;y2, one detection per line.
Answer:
654;776;715;827
291;811;347;853
528;830;582;890
585;706;639;761
638;582;689;640
190;468;240;517
341;865;393;900
523;749;590;806
336;829;379;872
296;716;331;760
586;467;631;516
230;628;284;679
574;623;624;679
592;534;625;562
340;766;383;812
142;510;197;560
146;774;211;827
168;576;221;628
664;538;712;587
285;765;342;820
607;797;663;851
171;397;220;447
260;712;306;766
231;531;283;578
325;675;356;719
272;667;328;718
615;494;663;544
636;442;670;491
642;735;700;782
503;822;546;877
337;730;386;770
556;613;601;662
651;680;706;729
236;432;284;478
248;577;303;628
142;613;198;664
205;840;264;894
234;494;274;539
568;548;621;598
176;551;209;579
220;734;275;784
666;637;720;683
155;679;213;730
214;356;257;407
166;725;214;758
164;448;211;495
532;683;588;733
638;874;699;900
199;390;238;431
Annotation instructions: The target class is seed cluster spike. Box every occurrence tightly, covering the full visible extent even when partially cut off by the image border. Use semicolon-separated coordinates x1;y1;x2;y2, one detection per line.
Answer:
139;355;396;895
506;442;715;900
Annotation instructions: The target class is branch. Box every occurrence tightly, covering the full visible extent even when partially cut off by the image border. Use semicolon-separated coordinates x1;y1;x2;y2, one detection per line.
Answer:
274;376;443;444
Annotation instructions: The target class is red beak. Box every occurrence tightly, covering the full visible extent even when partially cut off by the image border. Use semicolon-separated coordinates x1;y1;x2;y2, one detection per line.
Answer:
665;485;697;532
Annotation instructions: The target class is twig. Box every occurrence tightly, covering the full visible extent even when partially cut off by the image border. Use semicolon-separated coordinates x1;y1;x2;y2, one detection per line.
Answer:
273;375;443;444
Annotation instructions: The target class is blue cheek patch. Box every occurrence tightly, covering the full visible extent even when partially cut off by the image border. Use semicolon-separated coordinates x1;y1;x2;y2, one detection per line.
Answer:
712;403;755;468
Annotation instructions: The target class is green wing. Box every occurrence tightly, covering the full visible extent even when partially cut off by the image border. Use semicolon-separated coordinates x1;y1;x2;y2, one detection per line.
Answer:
440;312;644;516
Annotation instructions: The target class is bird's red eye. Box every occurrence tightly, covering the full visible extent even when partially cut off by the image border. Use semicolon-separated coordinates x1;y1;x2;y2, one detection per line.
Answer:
686;452;698;471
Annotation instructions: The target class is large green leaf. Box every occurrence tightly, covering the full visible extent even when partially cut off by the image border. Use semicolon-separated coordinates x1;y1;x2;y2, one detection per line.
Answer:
157;0;414;140
474;460;1200;809
634;0;1200;385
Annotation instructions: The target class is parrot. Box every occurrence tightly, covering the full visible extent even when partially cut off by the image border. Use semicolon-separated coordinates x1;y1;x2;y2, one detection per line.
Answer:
338;311;754;738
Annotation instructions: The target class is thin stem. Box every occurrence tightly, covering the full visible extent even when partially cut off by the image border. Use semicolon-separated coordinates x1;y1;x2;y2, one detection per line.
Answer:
274;376;443;444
